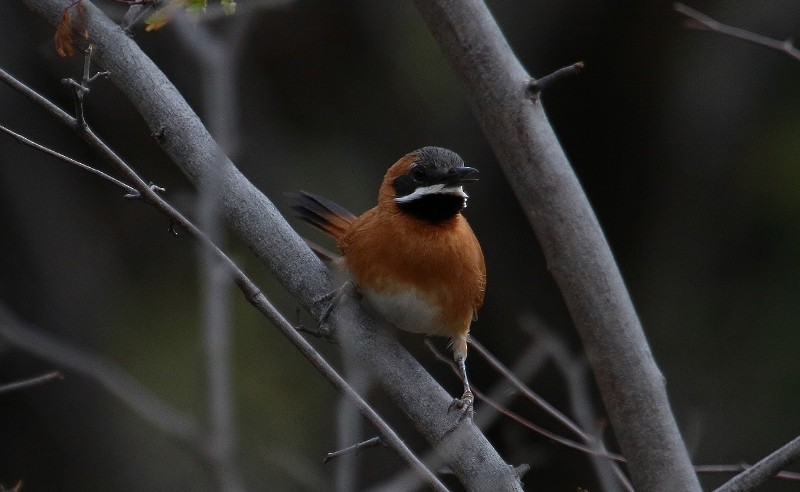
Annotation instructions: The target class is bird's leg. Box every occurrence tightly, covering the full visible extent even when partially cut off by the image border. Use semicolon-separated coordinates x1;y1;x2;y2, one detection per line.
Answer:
448;355;474;418
447;335;474;422
305;280;360;338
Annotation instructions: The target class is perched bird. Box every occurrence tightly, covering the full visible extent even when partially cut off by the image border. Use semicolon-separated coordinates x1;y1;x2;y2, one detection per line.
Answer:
289;146;486;413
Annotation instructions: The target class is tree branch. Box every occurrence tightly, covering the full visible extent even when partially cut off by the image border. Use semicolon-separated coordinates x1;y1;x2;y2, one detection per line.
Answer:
0;121;136;194
714;434;800;492
0;370;63;394
411;0;700;490
17;0;523;489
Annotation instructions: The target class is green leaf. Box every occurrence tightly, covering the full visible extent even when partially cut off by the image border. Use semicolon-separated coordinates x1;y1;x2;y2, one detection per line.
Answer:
144;7;171;31
185;0;207;13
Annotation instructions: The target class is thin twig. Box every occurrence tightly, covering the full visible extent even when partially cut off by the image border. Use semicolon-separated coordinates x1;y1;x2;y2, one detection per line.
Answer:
324;436;384;464
425;339;624;462
0;123;136;194
527;61;585;99
0;68;447;492
523;320;632;492
470;335;631;491
469;338;587;440
696;464;800;481
673;3;800;63
370;337;551;492
0;370;63;394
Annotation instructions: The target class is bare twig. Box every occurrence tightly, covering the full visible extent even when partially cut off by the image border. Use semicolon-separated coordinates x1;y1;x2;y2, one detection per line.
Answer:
0;67;447;492
324;436;385;464
524;321;632;492
714;434;800;491
0;370;63;394
425;339;623;462
469;338;586;440
527;61;585;99
472;335;550;431
372;338;551;492
61;45;109;128
673;3;800;63
695;464;800;481
0;122;136;194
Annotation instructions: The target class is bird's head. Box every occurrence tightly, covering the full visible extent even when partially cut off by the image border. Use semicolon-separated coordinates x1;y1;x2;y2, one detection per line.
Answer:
379;146;479;222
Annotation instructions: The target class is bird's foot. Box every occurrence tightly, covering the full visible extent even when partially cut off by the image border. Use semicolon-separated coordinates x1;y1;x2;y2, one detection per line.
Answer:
302;281;359;339
447;389;474;425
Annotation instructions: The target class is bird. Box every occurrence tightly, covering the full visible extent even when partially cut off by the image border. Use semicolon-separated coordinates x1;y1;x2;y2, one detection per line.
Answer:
288;146;486;415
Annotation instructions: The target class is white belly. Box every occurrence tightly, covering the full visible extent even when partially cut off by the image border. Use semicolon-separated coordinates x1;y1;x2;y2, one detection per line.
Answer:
361;285;441;335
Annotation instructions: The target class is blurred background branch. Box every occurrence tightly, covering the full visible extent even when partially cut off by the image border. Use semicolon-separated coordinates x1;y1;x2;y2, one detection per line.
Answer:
674;3;800;62
0;303;204;448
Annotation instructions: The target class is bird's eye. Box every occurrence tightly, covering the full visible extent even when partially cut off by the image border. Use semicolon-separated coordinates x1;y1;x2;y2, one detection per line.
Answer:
410;165;425;181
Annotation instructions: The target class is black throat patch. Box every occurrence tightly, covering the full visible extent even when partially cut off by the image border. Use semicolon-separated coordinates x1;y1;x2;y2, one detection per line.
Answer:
396;193;466;222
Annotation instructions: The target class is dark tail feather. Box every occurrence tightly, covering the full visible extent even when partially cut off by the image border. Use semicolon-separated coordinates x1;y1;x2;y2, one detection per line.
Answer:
302;237;339;262
285;190;356;242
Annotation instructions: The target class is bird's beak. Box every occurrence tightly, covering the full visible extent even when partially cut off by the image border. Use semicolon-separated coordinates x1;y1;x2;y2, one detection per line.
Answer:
444;166;479;186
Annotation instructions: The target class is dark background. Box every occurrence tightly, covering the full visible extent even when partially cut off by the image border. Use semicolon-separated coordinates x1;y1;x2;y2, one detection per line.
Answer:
1;0;800;490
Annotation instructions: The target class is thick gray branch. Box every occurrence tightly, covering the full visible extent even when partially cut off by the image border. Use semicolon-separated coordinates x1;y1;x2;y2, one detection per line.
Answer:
20;0;522;489
411;0;701;490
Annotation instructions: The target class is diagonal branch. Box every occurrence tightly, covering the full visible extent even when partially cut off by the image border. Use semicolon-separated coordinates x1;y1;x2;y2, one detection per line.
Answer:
411;0;700;490
714;434;800;492
16;0;523;489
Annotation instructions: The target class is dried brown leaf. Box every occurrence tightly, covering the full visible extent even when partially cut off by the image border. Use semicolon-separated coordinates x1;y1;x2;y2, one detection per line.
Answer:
53;1;89;58
54;9;75;58
76;1;89;41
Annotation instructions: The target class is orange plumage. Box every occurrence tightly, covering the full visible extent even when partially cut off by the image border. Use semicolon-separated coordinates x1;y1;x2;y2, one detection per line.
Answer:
290;146;485;412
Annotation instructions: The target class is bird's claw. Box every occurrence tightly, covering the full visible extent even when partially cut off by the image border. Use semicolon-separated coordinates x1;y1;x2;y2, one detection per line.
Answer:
448;389;474;423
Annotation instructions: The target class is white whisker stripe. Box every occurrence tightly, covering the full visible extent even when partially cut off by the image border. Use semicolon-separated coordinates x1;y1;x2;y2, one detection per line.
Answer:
394;185;467;204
